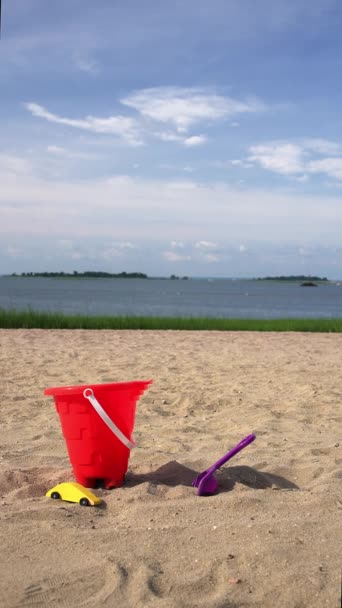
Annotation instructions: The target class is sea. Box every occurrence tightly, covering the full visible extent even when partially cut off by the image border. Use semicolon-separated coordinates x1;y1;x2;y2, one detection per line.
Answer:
0;276;341;319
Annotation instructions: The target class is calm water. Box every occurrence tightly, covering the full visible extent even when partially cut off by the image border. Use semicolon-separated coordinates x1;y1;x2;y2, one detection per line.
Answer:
0;277;341;319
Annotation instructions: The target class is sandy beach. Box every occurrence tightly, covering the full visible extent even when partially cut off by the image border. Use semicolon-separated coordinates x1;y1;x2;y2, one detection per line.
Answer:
0;329;341;608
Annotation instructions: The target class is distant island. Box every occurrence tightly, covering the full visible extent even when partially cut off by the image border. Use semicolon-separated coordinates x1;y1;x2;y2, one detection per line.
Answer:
256;275;328;282
13;271;148;279
6;273;331;283
10;271;190;280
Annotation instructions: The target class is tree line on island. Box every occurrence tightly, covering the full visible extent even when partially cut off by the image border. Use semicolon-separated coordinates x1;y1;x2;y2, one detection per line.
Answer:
257;275;328;282
15;271;148;278
10;273;328;283
12;271;189;280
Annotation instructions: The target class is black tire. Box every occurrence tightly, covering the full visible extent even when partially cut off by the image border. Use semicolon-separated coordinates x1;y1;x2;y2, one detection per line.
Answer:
80;497;90;507
51;492;60;500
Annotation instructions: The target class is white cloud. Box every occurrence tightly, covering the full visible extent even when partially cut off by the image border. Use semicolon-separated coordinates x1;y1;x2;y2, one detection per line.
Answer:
248;143;304;175
25;87;265;152
156;131;207;146
156;131;183;143
47;145;67;155
25;103;142;146
195;240;217;249
247;138;342;181
295;174;309;183
228;159;254;169
1;165;342;254
239;244;247;252
298;247;311;256
212;159;252;170
115;241;135;249
194;240;220;261
101;247;124;259
202;253;219;262
169;240;222;263
0;154;32;176
47;145;95;160
122;87;265;132
5;246;25;257
73;55;98;74
183;135;207;147
54;241;134;262
307;158;342;180
163;251;191;262
302;138;341;155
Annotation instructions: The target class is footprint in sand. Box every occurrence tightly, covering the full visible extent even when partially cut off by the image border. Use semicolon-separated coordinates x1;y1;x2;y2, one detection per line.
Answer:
18;557;239;607
89;557;239;608
18;565;123;607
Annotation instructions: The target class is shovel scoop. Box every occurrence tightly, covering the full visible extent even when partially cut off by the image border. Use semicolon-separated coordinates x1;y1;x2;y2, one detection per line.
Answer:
192;433;256;496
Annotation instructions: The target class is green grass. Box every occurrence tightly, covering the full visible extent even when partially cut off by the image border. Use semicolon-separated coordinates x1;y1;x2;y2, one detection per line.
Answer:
0;308;342;332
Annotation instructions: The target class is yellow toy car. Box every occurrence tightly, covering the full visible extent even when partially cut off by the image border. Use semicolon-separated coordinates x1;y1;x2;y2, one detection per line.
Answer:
46;482;102;506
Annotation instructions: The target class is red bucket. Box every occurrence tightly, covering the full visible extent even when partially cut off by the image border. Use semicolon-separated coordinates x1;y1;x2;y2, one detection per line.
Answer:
44;380;152;489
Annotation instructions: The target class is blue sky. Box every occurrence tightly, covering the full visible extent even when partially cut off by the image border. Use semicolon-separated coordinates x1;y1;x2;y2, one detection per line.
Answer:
1;0;342;278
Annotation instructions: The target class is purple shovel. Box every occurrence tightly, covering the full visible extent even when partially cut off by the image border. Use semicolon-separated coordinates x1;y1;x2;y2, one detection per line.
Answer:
192;433;256;496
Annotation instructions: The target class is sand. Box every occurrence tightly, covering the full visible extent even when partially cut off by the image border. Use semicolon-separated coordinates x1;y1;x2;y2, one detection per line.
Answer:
0;329;341;608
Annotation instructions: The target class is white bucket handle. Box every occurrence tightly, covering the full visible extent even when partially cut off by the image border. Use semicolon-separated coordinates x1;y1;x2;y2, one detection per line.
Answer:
83;388;135;450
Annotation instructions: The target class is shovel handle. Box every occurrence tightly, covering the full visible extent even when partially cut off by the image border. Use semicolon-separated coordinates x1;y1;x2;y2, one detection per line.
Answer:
209;433;256;474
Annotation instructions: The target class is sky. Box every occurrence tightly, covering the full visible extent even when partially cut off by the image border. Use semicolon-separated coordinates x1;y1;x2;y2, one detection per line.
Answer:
1;0;342;278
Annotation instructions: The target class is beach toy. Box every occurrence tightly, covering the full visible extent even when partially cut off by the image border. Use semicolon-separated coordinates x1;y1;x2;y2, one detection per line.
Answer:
192;433;256;496
44;380;152;489
46;482;102;506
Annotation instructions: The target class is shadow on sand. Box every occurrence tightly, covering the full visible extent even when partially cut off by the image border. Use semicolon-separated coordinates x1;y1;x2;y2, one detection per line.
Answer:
124;460;299;493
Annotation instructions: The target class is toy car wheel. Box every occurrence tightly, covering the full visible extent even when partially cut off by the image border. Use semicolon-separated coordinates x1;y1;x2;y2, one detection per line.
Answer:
80;498;90;506
51;492;60;500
